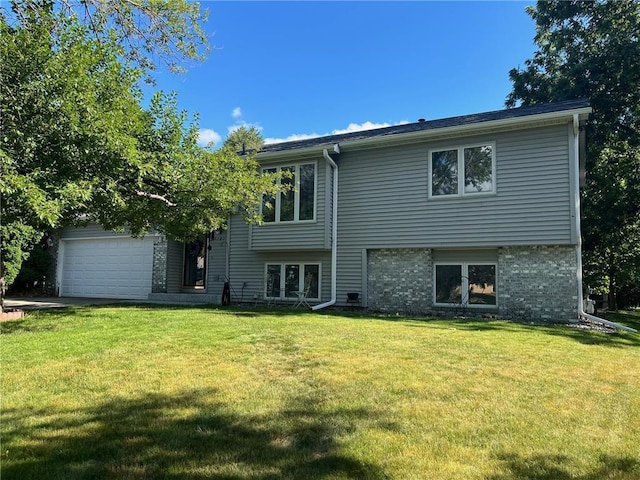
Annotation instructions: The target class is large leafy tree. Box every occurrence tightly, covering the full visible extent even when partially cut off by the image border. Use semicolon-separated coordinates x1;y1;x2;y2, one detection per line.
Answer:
507;0;640;309
0;2;278;306
223;126;264;154
8;0;209;75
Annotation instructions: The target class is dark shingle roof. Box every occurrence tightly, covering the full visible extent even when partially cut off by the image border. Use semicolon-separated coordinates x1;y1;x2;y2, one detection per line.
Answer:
260;98;590;153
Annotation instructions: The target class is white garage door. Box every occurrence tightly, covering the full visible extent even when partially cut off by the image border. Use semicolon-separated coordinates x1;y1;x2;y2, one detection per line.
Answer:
60;237;154;299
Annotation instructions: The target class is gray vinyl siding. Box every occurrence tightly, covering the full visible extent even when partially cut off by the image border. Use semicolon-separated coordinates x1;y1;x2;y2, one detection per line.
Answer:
337;124;573;250
330;123;574;306
325;162;335;249
249;157;330;251
336;248;367;306
228;215;332;303
166;239;183;293
229;122;577;308
59;224;140;240
206;231;227;299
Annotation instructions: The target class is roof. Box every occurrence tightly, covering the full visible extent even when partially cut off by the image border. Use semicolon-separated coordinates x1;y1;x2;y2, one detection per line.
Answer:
259;98;590;154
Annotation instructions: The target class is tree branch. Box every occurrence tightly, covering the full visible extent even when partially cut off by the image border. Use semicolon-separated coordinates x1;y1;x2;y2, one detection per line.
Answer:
134;190;176;207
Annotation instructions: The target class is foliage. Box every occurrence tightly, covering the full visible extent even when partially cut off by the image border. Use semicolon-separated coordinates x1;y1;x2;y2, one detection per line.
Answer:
223;125;264;154
6;0;209;76
9;244;53;292
0;3;279;298
618;287;640;310
1;7;141;284
91;93;279;240
507;0;640;308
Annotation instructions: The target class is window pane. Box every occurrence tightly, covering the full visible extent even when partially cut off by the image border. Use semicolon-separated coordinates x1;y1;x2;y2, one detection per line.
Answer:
435;265;462;303
285;264;300;298
262;195;275;222
464;145;493;193
431;150;458;195
266;265;281;298
299;163;315;220
280;166;295;221
183;238;206;287
303;264;320;299
468;264;496;305
262;168;276;222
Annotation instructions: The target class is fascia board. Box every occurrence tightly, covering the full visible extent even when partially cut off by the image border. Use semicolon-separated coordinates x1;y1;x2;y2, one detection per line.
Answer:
258;147;328;162
257;106;592;161
337;107;593;152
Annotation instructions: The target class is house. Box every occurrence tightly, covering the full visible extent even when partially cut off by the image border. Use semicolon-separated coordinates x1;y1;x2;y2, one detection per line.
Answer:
55;99;592;323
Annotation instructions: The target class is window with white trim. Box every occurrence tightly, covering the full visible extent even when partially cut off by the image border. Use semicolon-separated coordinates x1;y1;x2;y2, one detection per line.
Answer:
429;143;495;197
265;263;320;300
434;263;496;306
261;162;316;222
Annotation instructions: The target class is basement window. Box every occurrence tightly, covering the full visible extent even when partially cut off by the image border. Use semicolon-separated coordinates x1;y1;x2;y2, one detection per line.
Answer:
434;263;496;306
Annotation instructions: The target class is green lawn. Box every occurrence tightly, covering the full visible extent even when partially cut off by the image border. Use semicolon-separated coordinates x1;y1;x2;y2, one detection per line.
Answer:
2;306;639;480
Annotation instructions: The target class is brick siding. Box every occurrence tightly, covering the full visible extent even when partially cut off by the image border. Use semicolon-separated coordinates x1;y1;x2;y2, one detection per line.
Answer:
366;246;578;323
151;236;168;293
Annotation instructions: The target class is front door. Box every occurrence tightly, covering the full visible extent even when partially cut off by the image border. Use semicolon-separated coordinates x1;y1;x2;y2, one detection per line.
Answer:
183;237;207;288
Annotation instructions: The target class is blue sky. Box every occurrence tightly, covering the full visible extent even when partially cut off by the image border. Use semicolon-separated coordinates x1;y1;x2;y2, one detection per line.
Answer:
148;1;538;146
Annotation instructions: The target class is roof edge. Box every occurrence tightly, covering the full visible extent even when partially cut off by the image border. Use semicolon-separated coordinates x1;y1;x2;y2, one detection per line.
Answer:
258;99;591;158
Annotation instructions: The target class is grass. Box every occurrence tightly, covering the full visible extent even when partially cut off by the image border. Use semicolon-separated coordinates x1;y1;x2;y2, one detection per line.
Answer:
1;306;639;480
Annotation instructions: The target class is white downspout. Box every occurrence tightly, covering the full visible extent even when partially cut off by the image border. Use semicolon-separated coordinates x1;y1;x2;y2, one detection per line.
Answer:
312;145;339;310
572;114;636;333
226;216;231;280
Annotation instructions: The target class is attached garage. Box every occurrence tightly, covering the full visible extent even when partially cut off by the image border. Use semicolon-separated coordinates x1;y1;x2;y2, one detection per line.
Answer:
57;229;155;300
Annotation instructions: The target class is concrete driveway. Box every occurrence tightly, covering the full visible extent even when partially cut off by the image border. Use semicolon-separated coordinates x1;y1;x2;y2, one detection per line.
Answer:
4;297;130;310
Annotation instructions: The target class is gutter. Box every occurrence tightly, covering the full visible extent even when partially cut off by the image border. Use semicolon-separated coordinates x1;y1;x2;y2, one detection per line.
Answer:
257;105;593;161
572;114;636;333
312;145;339;311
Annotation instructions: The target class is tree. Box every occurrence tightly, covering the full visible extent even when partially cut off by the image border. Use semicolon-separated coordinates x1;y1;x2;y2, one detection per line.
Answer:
506;0;640;309
0;2;279;309
89;92;279;241
1;6;143;291
223;126;264;154
6;0;209;76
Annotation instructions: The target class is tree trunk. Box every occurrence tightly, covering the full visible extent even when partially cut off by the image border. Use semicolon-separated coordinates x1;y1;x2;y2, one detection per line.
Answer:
1;278;5;314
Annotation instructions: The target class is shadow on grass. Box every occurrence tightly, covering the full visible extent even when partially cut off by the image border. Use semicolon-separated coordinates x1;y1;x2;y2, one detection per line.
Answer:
0;318;58;334
489;451;640;480
2;388;389;480
329;310;640;348
0;307;77;334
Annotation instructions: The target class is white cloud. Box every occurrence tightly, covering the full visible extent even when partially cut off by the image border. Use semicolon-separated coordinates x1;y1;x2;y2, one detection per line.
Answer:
331;121;393;135
264;133;320;145
197;128;222;147
232;107;242;119
264;120;408;145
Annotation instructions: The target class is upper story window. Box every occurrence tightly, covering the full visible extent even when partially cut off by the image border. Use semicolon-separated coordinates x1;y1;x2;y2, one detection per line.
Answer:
262;162;316;223
429;143;495;198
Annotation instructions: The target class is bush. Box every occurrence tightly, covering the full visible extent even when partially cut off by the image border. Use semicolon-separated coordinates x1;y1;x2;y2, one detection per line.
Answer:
618;285;640;309
9;246;53;294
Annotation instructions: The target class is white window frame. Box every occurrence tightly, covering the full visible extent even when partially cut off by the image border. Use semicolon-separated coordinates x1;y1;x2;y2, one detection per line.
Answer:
261;161;318;223
264;262;322;301
428;142;496;198
433;262;497;308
